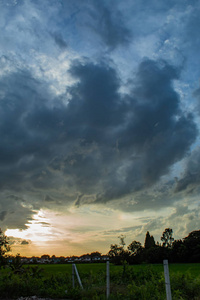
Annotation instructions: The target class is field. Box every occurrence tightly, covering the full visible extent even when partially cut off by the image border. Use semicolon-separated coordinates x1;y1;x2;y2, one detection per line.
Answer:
1;263;200;299
36;262;200;278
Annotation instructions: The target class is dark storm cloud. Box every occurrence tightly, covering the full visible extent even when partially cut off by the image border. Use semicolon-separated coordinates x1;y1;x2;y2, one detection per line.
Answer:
0;58;197;213
64;58;196;205
79;59;197;204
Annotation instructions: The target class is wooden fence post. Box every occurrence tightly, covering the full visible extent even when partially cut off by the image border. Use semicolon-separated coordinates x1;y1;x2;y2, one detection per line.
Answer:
163;259;172;300
106;261;110;299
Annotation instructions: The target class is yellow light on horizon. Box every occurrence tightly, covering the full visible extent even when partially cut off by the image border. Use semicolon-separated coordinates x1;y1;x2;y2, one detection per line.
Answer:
5;210;53;242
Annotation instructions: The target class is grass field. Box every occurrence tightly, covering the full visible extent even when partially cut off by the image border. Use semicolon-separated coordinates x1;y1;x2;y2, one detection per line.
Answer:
1;263;200;299
28;262;200;278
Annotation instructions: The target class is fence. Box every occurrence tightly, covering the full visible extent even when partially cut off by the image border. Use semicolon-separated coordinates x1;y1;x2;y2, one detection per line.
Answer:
72;259;172;299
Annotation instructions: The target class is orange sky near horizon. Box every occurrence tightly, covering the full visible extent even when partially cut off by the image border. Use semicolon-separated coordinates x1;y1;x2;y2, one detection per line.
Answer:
5;206;181;258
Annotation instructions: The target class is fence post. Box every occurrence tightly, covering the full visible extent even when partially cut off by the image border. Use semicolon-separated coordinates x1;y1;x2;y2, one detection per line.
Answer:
74;264;83;290
72;263;75;288
106;260;110;299
163;260;172;300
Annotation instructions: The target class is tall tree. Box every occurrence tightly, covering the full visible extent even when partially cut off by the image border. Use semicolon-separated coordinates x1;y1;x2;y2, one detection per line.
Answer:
161;228;174;247
144;231;155;249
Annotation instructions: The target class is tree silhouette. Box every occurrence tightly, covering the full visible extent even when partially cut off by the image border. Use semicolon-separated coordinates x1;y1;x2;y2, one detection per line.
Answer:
144;231;155;249
161;228;174;247
128;240;142;255
0;228;10;267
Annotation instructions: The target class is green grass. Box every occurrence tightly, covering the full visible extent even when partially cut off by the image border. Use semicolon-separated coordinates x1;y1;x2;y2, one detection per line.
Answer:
1;263;200;299
25;262;200;278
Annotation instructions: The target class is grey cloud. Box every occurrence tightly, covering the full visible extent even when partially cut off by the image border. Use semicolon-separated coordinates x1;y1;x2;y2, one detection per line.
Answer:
6;195;24;202
59;58;196;206
168;205;190;220
55;0;132;50
193;87;200;115
103;204;200;243
8;237;30;246
35;221;51;227
0;211;7;221
103;225;142;236
77;59;197;204
0;58;197;215
0;194;34;230
21;240;29;245
0;0;199;245
175;147;200;194
44;195;54;202
51;32;68;49
184;3;200;53
88;2;131;49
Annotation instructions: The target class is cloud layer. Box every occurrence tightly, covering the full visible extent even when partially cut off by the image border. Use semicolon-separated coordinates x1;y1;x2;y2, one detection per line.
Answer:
0;58;198;221
0;0;200;251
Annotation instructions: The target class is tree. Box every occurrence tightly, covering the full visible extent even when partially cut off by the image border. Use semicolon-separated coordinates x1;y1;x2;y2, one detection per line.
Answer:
144;231;155;249
183;230;200;262
118;235;126;248
171;239;186;262
90;251;101;257
127;241;143;264
128;241;142;255
108;235;129;265
108;244;124;264
161;228;174;248
9;253;24;274
0;228;10;267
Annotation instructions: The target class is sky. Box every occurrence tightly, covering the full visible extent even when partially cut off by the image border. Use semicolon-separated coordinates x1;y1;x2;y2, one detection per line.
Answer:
0;0;200;257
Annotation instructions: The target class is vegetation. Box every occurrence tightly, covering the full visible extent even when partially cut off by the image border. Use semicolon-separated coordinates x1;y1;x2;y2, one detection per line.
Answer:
1;227;200;298
108;229;200;265
0;228;10;268
0;262;200;299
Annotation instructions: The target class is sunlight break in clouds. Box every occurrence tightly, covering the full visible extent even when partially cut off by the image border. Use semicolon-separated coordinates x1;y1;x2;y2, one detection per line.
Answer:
6;210;53;242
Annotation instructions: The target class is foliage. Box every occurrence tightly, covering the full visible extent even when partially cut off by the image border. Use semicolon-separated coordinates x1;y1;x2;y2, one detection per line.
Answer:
183;230;200;262
1;263;200;299
128;240;142;255
170;230;200;263
108;235;130;265
144;231;155;249
108;228;200;264
161;228;174;248
90;251;102;258
0;228;10;268
9;253;24;274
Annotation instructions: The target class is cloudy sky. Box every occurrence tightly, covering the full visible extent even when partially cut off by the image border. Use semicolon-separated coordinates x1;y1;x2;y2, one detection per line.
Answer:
1;0;200;257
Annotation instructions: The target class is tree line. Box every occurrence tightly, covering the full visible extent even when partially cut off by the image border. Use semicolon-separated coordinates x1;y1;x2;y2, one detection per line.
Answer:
108;228;200;264
1;228;200;266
